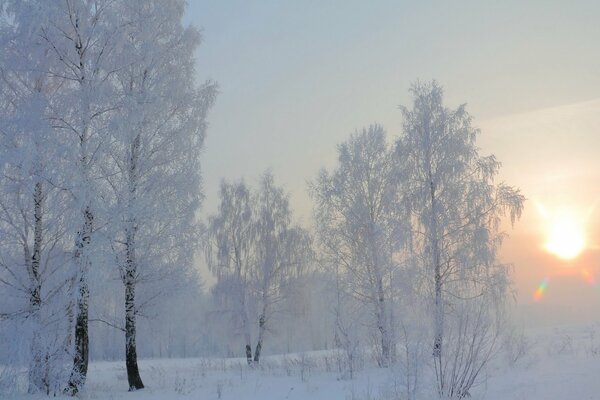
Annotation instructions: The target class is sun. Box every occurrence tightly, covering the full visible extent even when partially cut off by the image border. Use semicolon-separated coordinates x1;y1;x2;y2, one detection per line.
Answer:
544;215;585;260
537;205;587;260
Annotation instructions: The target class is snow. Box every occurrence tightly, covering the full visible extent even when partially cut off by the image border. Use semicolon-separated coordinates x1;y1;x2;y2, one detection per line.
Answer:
5;324;600;399
485;325;600;400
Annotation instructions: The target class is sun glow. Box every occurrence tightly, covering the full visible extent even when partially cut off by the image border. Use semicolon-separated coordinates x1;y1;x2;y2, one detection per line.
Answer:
544;214;585;259
536;203;587;260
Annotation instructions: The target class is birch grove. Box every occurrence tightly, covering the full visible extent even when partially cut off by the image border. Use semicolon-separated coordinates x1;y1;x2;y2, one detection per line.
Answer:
0;2;528;398
0;0;214;393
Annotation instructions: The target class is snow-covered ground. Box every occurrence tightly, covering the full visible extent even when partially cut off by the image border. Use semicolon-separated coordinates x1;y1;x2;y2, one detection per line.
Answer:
6;324;600;400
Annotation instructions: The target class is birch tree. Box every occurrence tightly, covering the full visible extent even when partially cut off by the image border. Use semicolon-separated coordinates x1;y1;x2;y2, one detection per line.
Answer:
104;0;216;390
1;1;214;392
205;180;255;365
0;169;72;395
6;1;126;392
206;173;311;364
397;80;524;398
0;8;74;393
311;125;406;367
251;172;312;363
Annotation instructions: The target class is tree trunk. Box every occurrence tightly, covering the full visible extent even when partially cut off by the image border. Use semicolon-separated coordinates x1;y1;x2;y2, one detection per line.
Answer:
369;221;391;368
243;311;252;365
67;206;92;395
123;133;144;390
125;277;144;390
124;232;144;390
253;314;266;364
429;180;444;396
28;182;44;393
68;278;89;395
245;344;253;366
238;279;252;365
433;261;443;389
376;280;390;367
68;40;93;392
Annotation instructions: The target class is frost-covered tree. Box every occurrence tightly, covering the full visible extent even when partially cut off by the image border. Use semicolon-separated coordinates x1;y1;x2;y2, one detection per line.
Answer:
103;0;215;390
0;0;127;392
0;9;74;394
397;81;524;398
23;1;125;392
252;172;312;363
331;263;364;379
0;101;70;395
205;180;255;365
0;1;215;393
206;172;311;364
311;125;406;367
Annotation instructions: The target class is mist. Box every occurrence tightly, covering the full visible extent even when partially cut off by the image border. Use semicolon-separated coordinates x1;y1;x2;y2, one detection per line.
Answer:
0;1;598;399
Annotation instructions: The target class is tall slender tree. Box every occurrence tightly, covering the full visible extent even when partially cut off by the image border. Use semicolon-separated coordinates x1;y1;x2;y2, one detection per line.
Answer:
205;180;255;365
0;0;215;394
105;0;216;389
6;1;125;393
311;125;406;367
206;173;311;364
397;81;524;398
252;173;312;363
0;9;75;392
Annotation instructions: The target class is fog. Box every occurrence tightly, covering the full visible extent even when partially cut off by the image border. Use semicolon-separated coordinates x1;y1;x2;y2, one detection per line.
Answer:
1;1;598;398
187;1;600;328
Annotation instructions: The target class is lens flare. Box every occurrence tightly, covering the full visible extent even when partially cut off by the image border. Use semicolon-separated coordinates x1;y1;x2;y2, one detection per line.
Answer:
533;278;549;302
581;268;597;287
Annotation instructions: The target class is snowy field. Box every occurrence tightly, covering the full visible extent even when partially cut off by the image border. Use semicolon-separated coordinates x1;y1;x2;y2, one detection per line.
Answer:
5;323;600;400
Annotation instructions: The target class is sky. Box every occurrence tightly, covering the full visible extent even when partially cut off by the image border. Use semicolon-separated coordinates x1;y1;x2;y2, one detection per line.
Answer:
184;1;600;326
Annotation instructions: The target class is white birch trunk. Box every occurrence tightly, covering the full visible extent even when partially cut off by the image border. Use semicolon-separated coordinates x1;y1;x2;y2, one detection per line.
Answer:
124;133;144;390
68;38;93;393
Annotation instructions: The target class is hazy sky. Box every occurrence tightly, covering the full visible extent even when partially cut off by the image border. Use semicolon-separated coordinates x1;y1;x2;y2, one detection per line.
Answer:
184;1;600;326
